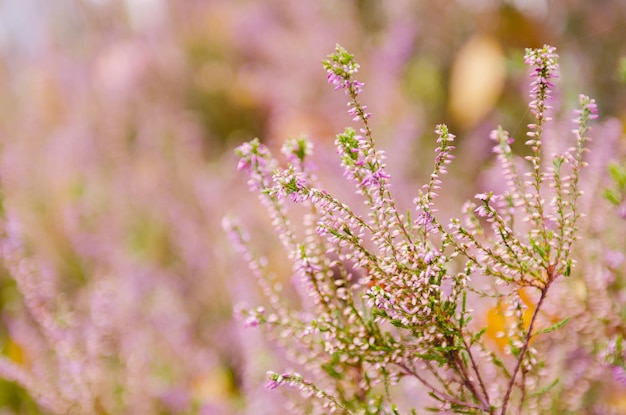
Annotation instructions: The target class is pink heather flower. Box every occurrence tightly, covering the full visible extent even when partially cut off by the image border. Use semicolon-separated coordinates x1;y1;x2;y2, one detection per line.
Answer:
474;205;490;217
236;141;268;173
350;80;365;95
415;211;436;233
423;250;439;264
612;366;626;386
604;250;624;269
575;94;599;122
524;45;559;124
323;44;373;124
281;135;314;166
273;168;309;203
415;124;456;221
244;316;260;328
360;167;391;187
323;44;361;93
235;138;276;193
266;372;282;390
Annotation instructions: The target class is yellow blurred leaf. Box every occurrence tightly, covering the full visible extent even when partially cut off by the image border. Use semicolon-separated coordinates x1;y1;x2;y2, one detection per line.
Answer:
485;288;536;351
5;338;27;366
191;365;237;403
449;35;506;128
486;302;508;351
605;383;626;411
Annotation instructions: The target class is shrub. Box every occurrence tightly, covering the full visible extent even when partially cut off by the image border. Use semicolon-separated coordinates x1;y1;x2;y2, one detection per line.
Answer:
225;44;625;414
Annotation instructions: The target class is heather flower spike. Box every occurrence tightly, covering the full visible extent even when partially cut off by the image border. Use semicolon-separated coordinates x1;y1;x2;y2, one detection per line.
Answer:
229;44;601;414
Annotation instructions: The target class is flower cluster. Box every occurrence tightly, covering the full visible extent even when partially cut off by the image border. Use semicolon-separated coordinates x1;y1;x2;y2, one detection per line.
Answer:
323;45;366;98
228;44;614;414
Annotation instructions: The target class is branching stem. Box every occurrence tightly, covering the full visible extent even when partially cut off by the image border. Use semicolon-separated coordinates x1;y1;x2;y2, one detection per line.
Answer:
500;272;553;414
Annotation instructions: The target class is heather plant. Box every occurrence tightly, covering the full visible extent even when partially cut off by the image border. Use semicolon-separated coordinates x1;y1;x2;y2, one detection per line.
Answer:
226;44;612;414
0;18;244;411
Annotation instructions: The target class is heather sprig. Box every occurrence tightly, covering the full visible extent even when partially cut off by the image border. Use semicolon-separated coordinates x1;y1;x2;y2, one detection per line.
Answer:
519;45;560;262
325;45;414;261
230;44;600;414
231;135;399;412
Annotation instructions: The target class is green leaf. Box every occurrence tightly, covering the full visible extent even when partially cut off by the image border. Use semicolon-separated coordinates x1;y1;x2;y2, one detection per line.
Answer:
390;319;409;329
608;162;626;187
460;292;467;327
529;238;546;259
471;327;488;345
530;377;559;397
509;339;521;358
603;188;622;206
564;260;572;277
534;317;570;335
491;353;511;377
321;362;344;380
614;334;624;366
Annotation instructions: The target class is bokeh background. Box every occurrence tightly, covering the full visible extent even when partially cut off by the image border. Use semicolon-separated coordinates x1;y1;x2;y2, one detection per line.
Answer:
0;0;625;413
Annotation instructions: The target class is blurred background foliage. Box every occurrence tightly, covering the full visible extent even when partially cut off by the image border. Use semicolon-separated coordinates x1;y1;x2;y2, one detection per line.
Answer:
0;0;624;413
